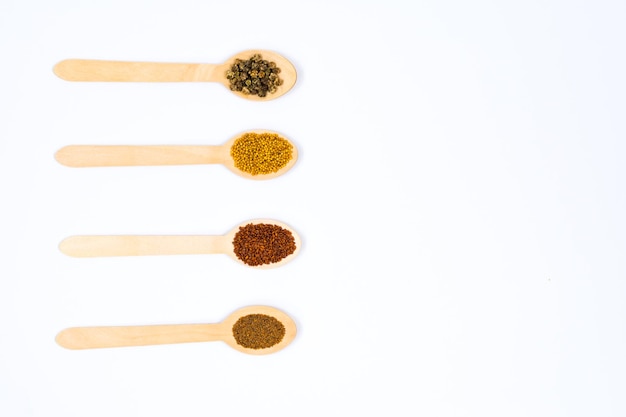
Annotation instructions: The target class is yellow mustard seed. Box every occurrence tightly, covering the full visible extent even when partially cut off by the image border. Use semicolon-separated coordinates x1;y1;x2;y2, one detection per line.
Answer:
230;132;293;175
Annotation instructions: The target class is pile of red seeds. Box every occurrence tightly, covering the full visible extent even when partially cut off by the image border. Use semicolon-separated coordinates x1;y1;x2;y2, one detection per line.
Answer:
232;223;296;266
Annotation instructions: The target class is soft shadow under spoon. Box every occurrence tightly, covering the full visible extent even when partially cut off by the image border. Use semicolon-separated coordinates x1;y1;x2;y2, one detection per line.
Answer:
54;129;298;180
53;49;297;101
56;306;297;355
59;219;301;269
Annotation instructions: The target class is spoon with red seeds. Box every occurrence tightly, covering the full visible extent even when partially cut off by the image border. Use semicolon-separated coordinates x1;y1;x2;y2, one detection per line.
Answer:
58;219;301;269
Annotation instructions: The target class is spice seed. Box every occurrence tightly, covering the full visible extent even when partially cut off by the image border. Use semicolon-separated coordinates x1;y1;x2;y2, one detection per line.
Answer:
230;132;293;175
232;314;286;349
225;54;283;98
232;223;296;266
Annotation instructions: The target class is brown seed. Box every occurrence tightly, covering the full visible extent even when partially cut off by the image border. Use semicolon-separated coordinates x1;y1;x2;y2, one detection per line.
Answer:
232;223;296;266
232;314;286;349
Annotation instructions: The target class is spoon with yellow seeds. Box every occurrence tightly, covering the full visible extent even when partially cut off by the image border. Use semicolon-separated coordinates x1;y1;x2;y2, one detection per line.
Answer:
55;130;298;180
53;49;297;101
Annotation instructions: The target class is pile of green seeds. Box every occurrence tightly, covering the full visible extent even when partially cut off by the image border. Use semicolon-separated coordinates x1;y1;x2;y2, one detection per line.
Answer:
232;223;296;266
225;54;283;98
232;314;286;349
230;132;293;176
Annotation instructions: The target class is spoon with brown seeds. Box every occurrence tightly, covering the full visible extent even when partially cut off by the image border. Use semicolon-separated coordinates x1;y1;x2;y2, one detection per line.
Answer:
54;130;298;180
53;49;297;101
59;219;301;269
56;306;297;355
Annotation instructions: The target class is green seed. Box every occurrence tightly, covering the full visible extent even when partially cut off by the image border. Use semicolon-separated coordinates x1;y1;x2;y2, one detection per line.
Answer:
225;54;283;98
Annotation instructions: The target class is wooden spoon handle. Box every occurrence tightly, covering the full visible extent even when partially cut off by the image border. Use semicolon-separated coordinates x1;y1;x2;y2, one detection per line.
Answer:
55;145;227;167
59;235;228;257
54;59;219;82
56;324;226;349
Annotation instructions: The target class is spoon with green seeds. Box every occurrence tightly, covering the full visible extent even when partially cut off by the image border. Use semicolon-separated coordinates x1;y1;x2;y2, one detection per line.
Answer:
56;306;297;355
53;49;297;101
54;130;298;180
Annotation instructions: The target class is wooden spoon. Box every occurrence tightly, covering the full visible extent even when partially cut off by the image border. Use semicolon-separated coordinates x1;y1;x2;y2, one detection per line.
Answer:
53;49;297;101
58;219;301;269
56;306;297;355
54;129;298;180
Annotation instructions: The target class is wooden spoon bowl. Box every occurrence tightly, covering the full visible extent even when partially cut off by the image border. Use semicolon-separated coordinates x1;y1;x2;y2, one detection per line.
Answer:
56;305;297;355
54;129;298;180
53;49;297;101
59;219;302;269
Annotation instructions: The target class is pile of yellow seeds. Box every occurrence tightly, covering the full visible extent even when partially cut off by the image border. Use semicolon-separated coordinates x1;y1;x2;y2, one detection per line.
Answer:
230;132;293;175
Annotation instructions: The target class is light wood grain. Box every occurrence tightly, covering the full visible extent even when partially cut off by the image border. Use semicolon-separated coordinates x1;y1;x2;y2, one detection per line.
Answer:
58;235;228;257
56;306;297;355
53;60;219;82
56;323;224;349
55;145;227;167
53;49;297;101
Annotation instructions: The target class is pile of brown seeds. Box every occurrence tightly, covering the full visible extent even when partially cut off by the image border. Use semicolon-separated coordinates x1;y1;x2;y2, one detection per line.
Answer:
230;132;293;176
225;54;283;98
232;314;286;349
232;223;296;266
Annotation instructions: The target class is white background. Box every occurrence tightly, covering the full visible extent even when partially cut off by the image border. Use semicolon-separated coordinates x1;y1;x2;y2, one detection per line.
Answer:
1;1;625;416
